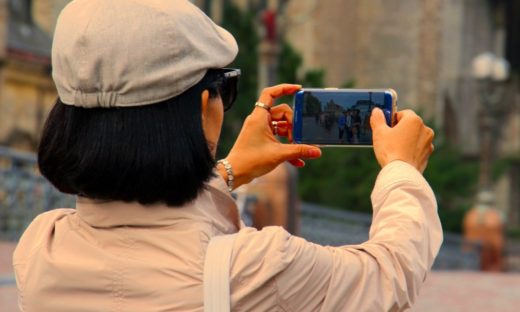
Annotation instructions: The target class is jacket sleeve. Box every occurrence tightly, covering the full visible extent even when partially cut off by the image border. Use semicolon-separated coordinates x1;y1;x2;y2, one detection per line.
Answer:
231;160;443;312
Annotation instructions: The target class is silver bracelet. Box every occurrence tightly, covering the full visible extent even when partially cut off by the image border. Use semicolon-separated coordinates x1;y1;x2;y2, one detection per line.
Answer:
217;159;234;192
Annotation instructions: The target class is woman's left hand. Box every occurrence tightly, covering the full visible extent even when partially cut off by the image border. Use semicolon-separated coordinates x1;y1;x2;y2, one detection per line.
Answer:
221;84;322;190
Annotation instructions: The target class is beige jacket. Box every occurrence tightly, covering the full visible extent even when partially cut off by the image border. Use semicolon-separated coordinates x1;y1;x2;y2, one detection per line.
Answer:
13;160;442;311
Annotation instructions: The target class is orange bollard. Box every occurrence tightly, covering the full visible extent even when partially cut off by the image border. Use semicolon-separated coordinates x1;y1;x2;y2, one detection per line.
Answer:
463;191;504;271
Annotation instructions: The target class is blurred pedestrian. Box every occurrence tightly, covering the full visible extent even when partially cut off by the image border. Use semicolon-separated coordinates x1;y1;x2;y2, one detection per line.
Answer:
352;109;362;144
346;109;353;143
338;111;347;142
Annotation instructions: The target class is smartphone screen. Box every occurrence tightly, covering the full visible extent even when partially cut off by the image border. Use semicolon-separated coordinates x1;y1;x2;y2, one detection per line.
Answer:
293;89;396;146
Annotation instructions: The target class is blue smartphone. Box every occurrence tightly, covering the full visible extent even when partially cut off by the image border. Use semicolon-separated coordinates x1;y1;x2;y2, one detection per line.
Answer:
293;88;397;146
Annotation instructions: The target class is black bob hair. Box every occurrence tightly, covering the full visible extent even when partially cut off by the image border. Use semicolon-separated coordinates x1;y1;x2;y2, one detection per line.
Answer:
38;70;224;207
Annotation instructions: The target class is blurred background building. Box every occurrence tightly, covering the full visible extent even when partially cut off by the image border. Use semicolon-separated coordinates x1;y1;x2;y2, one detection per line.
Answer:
0;0;54;152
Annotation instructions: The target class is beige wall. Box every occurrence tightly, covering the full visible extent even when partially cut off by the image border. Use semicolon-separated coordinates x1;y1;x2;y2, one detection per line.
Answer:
285;0;424;112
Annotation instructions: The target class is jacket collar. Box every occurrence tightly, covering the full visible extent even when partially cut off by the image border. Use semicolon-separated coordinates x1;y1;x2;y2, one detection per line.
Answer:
75;174;241;234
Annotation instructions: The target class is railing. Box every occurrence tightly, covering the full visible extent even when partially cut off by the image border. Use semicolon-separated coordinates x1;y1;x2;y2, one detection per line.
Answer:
0;146;75;240
299;202;481;270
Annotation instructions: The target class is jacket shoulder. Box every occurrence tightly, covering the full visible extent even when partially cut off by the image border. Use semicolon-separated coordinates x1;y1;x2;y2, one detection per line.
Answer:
13;208;76;265
229;226;325;310
231;226;299;283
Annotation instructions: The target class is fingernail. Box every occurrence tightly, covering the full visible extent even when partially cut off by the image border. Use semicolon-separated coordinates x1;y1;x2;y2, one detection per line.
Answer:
308;149;321;158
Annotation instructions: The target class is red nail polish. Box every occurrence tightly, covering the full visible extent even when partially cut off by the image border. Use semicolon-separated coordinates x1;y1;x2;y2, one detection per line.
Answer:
308;149;321;158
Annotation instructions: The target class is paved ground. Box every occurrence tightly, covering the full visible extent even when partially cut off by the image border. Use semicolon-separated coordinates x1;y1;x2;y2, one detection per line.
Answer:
411;271;520;311
1;241;520;311
0;242;17;312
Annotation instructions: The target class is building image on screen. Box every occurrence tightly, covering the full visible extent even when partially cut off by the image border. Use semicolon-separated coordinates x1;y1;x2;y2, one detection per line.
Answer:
302;91;386;145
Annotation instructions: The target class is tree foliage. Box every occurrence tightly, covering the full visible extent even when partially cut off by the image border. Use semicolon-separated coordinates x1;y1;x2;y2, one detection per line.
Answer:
423;143;479;232
217;3;259;156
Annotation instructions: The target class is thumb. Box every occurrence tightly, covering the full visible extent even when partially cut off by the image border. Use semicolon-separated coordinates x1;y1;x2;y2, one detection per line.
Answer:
370;108;388;132
282;144;322;161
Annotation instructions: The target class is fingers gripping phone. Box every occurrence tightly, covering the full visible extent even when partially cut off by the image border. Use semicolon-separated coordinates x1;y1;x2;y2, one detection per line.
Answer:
292;88;397;146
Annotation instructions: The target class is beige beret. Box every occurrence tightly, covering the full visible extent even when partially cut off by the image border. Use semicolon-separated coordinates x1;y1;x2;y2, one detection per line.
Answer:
52;0;238;108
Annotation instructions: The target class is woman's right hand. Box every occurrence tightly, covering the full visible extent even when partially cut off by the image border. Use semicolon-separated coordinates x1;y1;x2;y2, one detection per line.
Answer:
221;84;322;190
370;108;435;173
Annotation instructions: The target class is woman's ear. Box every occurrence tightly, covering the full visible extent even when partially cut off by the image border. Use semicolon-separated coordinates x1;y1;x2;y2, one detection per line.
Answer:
201;90;210;123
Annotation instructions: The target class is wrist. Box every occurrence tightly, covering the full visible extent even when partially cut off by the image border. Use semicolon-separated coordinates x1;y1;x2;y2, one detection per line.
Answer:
217;155;250;191
216;163;229;185
216;159;234;192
